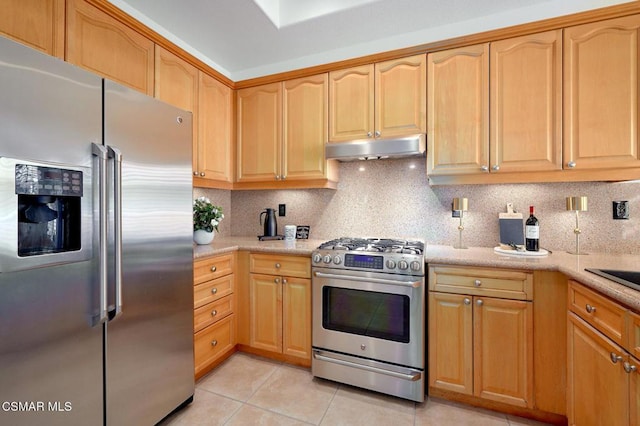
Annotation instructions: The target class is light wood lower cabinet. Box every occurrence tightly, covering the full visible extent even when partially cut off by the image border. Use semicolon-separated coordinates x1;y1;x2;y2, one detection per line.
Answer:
428;265;535;409
193;253;236;379
246;253;311;365
567;280;640;426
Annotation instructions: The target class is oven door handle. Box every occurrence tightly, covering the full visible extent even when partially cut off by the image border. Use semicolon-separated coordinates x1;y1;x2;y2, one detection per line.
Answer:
313;271;421;288
313;351;422;382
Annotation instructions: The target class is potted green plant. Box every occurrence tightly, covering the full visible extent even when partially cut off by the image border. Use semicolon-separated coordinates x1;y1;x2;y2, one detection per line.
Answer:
193;196;224;245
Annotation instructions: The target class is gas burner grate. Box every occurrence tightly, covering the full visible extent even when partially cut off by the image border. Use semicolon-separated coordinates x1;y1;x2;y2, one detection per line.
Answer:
318;237;424;255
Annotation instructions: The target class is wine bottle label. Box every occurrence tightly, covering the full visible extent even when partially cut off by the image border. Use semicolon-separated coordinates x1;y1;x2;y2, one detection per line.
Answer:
525;225;539;239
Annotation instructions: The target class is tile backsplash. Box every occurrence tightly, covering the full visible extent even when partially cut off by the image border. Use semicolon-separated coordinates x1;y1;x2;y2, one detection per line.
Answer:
196;158;640;255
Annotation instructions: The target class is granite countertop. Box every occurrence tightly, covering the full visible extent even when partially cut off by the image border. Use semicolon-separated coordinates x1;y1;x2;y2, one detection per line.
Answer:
193;237;640;311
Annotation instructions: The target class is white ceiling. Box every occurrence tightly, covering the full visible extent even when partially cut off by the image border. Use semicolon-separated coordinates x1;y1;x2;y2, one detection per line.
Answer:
110;0;630;82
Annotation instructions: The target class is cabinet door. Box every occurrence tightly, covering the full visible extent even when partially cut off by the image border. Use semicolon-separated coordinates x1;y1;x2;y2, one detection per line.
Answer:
249;274;282;353
283;74;328;180
427;44;489;176
282;277;311;360
66;0;154;95
237;83;282;182
564;15;640;170
198;73;233;183
375;54;426;138
474;297;533;408
630;355;639;426
0;0;64;58
568;313;629;426
490;31;562;173
428;292;473;395
329;64;374;142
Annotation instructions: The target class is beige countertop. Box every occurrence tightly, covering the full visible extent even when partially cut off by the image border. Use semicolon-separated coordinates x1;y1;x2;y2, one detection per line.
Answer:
193;237;640;311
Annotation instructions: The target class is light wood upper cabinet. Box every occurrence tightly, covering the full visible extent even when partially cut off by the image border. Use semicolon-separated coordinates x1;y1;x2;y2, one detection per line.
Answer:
564;14;640;171
283;74;329;181
490;30;562;173
154;45;198;113
329;55;426;142
427;44;489;176
197;73;233;184
66;0;154;95
329;64;374;141
0;0;64;59
237;82;282;182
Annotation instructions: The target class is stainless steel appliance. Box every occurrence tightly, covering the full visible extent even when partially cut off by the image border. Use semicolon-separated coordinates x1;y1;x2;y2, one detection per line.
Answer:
0;36;194;425
311;238;425;402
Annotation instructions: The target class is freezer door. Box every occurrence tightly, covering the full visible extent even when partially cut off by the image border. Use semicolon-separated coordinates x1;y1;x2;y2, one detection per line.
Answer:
0;37;103;425
103;81;194;425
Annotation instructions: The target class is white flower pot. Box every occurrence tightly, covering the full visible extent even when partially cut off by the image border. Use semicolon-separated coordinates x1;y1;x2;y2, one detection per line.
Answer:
194;229;214;245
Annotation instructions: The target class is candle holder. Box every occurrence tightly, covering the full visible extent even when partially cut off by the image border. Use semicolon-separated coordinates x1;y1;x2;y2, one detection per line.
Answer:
566;196;588;255
452;197;469;249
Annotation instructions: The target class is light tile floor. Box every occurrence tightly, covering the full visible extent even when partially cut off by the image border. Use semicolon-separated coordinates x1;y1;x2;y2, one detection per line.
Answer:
159;352;551;426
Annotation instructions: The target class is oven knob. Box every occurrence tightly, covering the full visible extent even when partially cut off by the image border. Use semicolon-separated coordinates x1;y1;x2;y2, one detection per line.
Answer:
333;255;342;265
386;259;396;269
410;261;422;271
398;260;409;270
313;254;322;263
323;255;332;264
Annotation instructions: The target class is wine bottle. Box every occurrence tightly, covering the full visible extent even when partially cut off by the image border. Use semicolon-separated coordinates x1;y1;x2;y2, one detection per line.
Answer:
525;205;539;251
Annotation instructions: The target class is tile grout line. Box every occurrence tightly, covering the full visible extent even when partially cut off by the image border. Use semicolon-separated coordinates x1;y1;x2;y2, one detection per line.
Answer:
316;382;342;426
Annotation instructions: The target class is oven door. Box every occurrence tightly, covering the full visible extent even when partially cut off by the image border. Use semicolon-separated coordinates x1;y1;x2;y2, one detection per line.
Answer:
312;266;424;369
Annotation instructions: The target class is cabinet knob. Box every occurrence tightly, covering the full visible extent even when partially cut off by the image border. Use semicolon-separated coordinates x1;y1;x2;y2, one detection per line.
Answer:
585;304;596;314
375;130;381;137
463;298;471;305
492;165;500;171
211;340;218;347
275;174;281;180
193;171;199;176
200;172;205;177
275;263;281;269
474;279;482;287
211;288;218;294
274;278;281;284
210;266;217;272
624;362;637;373
476;299;484;307
567;161;576;168
610;352;623;364
367;132;372;138
211;310;217;317
282;278;288;284
480;165;489;172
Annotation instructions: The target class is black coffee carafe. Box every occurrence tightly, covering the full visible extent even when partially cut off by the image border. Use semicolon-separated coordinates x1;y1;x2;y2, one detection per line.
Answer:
260;208;278;237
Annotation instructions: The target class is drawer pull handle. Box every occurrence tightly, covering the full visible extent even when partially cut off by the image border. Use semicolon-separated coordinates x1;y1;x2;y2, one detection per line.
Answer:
610;352;623;364
624;362;637;373
275;263;281;269
463;298;471;305
585;304;596;314
474;279;482;287
211;340;218;347
476;299;484;307
211;266;217;272
211;288;218;294
211;310;217;317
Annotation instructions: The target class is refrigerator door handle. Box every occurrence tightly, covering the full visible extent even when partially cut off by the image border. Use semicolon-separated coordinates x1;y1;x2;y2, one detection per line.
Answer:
108;145;123;318
92;143;109;325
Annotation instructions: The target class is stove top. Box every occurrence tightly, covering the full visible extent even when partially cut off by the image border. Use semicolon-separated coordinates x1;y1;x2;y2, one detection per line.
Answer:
313;237;425;276
318;237;424;255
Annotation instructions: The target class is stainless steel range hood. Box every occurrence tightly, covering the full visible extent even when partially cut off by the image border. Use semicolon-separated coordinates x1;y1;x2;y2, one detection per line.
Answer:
325;134;426;161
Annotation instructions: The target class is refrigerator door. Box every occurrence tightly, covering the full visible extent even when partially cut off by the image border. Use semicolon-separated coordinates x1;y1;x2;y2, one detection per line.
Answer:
0;37;103;425
103;81;194;425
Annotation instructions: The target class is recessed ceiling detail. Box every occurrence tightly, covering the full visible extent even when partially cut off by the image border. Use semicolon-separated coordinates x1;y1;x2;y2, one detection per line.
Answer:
252;0;384;28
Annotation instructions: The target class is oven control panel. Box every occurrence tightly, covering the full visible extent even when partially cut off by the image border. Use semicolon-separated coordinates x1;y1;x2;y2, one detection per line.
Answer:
344;253;383;269
312;250;424;276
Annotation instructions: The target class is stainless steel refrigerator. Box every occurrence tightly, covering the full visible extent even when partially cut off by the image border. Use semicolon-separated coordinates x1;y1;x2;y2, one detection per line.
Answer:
0;36;194;425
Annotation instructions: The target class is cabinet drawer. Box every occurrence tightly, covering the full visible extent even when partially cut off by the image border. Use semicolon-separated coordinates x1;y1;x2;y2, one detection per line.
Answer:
568;280;626;347
428;265;533;300
194;253;234;285
250;253;310;278
194;274;234;308
194;314;235;376
194;294;234;333
629;311;640;359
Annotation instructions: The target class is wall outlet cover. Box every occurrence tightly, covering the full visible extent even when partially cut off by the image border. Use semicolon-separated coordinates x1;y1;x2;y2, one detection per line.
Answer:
613;201;629;220
278;204;286;216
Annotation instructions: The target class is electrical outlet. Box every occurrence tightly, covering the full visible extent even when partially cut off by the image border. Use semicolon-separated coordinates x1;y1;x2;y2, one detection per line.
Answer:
278;204;286;217
613;201;629;220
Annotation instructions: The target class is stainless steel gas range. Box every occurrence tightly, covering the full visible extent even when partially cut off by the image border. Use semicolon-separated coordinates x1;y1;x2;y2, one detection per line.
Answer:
311;238;425;402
